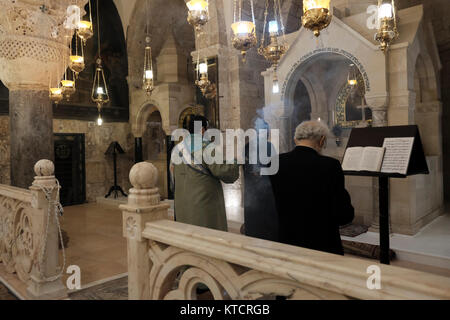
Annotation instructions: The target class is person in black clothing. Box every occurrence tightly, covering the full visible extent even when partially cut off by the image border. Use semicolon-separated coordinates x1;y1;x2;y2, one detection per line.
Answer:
270;120;354;255
243;119;279;241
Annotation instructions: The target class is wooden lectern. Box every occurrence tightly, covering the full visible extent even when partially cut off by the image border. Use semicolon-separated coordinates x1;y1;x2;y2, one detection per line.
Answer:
343;125;429;264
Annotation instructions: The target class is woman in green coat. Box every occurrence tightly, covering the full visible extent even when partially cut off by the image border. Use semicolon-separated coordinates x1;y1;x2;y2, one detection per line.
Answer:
171;116;239;232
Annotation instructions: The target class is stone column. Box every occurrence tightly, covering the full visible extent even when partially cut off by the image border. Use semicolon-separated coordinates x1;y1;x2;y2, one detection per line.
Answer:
0;0;87;187
121;162;170;300
366;95;389;232
10;90;54;188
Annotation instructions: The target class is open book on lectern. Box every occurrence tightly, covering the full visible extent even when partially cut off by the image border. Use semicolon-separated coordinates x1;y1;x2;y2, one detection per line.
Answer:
342;137;415;175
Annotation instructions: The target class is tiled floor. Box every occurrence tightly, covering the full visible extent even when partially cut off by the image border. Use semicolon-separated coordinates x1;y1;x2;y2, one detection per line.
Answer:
61;203;128;287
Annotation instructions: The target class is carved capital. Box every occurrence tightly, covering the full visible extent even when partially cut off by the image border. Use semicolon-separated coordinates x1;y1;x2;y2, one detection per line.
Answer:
0;0;88;90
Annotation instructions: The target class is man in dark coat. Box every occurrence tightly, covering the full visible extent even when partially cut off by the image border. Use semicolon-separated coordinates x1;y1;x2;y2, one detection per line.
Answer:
270;120;354;255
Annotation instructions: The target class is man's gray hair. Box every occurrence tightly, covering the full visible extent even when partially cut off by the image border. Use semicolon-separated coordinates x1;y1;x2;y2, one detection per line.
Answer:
294;120;330;142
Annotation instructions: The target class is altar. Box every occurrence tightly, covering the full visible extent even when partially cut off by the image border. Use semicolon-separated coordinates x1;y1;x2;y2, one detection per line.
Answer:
262;5;443;235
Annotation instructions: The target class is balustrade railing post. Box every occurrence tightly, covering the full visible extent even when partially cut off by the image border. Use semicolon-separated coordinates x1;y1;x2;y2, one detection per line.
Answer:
27;160;67;300
121;162;170;300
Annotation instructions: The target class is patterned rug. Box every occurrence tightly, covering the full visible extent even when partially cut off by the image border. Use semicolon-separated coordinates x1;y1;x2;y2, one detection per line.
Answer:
0;283;18;300
69;276;128;300
340;224;369;237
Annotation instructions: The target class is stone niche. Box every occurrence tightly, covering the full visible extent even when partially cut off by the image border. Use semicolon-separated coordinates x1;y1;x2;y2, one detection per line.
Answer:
262;5;443;235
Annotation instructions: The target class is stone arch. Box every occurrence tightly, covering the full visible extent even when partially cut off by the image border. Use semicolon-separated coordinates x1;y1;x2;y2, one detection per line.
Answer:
134;102;169;137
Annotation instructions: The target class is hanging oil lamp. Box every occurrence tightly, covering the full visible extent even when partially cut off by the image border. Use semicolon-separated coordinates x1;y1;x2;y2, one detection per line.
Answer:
348;64;358;86
258;0;288;69
195;58;211;96
231;0;257;62
302;0;332;37
69;32;85;78
78;0;94;45
186;0;209;33
91;0;109;126
143;1;154;96
375;0;399;52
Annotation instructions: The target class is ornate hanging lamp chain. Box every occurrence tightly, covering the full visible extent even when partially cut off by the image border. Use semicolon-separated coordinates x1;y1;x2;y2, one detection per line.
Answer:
96;0;101;58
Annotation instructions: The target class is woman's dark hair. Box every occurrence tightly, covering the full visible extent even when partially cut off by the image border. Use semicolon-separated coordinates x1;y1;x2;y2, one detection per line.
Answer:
188;115;209;134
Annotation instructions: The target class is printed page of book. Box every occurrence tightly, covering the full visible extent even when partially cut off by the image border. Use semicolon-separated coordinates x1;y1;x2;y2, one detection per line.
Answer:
380;137;415;175
342;147;364;171
359;147;386;172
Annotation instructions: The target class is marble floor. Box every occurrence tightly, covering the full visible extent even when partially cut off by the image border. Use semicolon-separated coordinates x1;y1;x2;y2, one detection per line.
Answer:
60;203;128;288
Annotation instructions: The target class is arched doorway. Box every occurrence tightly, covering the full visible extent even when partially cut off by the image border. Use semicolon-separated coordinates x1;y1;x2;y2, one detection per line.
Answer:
283;52;371;154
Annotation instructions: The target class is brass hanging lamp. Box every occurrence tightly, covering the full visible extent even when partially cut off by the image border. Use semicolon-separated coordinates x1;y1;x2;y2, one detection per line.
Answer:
143;0;154;96
91;0;109;126
301;0;332;37
258;0;288;69
375;0;399;53
78;0;94;45
69;31;86;77
231;0;257;62
186;0;209;33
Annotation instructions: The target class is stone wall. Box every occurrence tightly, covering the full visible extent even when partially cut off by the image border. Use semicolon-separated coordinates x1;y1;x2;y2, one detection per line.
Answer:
0;116;135;203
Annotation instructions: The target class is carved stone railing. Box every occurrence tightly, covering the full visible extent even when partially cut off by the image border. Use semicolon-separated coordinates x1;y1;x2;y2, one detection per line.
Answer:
0;160;66;299
123;162;450;300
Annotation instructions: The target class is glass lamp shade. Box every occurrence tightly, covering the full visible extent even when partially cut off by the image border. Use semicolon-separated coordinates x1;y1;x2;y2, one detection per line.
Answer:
232;21;255;36
49;87;63;103
187;0;209;31
77;21;93;43
379;2;393;19
348;64;358;86
268;20;279;35
303;0;330;11
145;70;153;80
92;62;110;107
199;62;208;75
97;115;103;126
272;80;279;94
69;55;85;75
187;0;208;11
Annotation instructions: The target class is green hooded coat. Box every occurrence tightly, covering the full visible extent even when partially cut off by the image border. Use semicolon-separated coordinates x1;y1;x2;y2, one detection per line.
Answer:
172;137;239;232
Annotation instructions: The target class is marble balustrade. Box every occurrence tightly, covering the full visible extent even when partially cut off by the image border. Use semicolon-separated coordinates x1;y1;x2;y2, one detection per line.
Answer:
123;162;450;300
0;160;67;300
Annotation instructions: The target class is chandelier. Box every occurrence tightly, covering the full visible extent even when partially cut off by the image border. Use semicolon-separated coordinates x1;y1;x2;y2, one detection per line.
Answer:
143;0;154;96
258;0;288;70
91;0;109;126
77;0;94;45
231;0;257;62
186;0;209;33
302;0;332;37
375;0;399;52
69;32;85;78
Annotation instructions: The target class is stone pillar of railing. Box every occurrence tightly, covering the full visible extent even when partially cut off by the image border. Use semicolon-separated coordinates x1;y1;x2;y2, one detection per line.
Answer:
27;160;67;300
121;162;170;300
